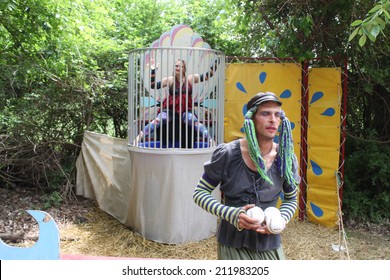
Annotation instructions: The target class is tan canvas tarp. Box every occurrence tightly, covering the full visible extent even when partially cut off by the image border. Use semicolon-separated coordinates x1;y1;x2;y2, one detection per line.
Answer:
76;131;219;244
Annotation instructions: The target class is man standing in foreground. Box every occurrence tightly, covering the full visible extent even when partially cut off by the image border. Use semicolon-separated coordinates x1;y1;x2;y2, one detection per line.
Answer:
193;92;300;260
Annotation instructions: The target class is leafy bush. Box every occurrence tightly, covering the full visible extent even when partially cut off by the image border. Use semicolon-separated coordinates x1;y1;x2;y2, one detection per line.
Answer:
42;191;63;209
343;139;390;224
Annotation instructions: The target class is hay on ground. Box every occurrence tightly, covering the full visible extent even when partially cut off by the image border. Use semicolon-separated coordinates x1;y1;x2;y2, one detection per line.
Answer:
58;206;389;260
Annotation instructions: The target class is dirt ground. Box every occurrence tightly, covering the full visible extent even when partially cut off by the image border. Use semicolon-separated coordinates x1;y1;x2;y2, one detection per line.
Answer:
1;187;389;260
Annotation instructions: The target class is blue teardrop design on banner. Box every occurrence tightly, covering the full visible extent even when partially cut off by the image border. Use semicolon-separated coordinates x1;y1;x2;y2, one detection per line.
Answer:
310;160;323;175
321;108;335;116
310;91;324;104
280;89;292;99
236;82;247;93
310;202;324;217
259;72;267;84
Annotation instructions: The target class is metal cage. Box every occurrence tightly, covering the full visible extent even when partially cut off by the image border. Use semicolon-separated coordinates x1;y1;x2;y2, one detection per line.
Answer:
128;47;225;150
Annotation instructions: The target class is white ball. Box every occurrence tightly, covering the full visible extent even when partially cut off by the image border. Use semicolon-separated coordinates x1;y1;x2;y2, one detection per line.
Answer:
246;206;265;224
264;206;280;216
267;215;285;234
264;207;281;225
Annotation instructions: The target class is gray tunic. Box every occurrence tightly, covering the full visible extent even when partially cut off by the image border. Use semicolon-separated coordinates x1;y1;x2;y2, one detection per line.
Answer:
204;139;299;251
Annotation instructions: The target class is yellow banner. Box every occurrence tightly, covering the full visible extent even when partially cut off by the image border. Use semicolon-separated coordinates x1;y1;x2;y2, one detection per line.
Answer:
306;67;342;228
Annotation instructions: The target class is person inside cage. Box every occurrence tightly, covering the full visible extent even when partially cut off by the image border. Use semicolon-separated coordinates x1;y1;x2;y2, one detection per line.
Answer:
135;58;216;146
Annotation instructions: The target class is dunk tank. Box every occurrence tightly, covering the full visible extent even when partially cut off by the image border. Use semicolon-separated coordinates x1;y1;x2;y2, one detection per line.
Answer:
75;24;347;244
126;25;224;243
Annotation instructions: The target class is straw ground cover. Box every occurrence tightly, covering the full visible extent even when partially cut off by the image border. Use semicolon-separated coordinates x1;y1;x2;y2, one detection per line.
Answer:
1;187;389;260
58;205;389;260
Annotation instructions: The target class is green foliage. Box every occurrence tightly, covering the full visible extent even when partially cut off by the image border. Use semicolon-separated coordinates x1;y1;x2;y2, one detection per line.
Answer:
348;0;390;47
222;0;358;59
42;191;63;209
0;0;230;192
344;139;390;224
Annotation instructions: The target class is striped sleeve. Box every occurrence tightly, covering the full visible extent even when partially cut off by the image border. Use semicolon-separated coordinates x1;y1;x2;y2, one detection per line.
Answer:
279;186;298;223
280;153;300;223
193;173;245;229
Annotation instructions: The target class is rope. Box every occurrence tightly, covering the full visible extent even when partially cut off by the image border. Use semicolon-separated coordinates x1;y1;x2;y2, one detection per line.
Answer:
335;170;350;260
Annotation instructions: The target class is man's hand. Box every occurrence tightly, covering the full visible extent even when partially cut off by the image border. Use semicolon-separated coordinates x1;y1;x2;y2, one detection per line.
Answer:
237;204;264;231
